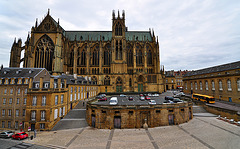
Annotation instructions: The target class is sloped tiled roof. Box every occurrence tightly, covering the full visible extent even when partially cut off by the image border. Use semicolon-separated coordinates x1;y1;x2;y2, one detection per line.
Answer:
0;68;46;78
52;74;87;85
65;31;152;42
184;61;240;77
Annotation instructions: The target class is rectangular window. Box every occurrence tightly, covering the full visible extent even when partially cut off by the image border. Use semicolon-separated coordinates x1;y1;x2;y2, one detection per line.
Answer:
10;89;13;94
3;98;6;104
41;111;45;120
227;80;232;91
2;109;5;116
31;111;36;121
16;109;19;117
17;88;20;94
8;121;11;128
8;109;11;116
24;88;27;94
212;81;215;90
33;96;37;106
16;98;20;104
206;81;208;90
190;82;193;90
15;121;18;129
4;88;7;94
71;87;73;93
61;95;64;104
9;98;12;104
42;96;46;106
23;109;26;116
55;95;58;105
40;123;45;129
23;98;27;105
2;121;5;128
54;109;58;119
75;87;77;93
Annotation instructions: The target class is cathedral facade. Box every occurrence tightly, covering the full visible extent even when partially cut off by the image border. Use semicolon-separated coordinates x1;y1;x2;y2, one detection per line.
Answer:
10;10;164;93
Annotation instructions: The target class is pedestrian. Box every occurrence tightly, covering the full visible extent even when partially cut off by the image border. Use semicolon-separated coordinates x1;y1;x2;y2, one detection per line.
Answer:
34;129;37;138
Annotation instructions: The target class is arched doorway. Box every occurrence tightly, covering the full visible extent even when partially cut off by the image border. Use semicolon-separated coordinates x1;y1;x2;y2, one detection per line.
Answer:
137;75;144;92
116;77;123;92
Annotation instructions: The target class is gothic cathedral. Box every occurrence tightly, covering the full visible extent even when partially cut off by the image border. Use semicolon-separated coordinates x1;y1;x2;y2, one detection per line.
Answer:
10;10;165;93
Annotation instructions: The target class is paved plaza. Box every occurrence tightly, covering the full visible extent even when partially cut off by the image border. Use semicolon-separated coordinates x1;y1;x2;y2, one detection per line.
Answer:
23;116;240;149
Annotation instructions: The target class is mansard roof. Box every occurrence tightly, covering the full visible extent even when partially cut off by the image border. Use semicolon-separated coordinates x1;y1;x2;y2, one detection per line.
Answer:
0;68;46;78
52;74;87;85
65;31;152;42
184;61;240;77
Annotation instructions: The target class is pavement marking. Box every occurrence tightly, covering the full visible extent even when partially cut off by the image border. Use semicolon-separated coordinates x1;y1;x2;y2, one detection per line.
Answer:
47;144;67;149
196;117;240;137
106;129;114;149
177;126;214;149
65;128;85;147
61;119;86;121
145;129;159;149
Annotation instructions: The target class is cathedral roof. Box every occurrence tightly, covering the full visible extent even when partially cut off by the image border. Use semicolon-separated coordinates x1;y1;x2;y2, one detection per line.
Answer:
65;31;152;42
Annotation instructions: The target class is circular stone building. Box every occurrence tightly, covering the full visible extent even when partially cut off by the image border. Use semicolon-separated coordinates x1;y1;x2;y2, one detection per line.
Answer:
86;96;193;129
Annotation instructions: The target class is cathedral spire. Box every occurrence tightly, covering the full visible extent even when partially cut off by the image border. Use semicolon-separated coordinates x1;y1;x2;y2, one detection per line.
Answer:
118;10;120;18
48;8;50;15
35;18;38;28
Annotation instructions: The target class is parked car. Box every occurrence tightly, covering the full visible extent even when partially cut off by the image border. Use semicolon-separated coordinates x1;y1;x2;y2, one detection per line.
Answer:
140;96;145;101
0;131;14;138
98;97;107;101
128;96;133;101
165;96;174;101
148;100;157;105
109;97;118;105
120;94;127;97
163;100;174;104
173;98;183;103
145;96;150;100
139;94;144;97
173;92;185;98
12;132;28;140
96;94;106;99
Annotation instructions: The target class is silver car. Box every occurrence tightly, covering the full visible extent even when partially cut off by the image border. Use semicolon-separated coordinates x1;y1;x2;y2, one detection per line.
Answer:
0;131;14;138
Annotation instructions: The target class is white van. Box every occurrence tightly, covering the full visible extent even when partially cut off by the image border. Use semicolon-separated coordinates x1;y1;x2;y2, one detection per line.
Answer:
109;97;118;105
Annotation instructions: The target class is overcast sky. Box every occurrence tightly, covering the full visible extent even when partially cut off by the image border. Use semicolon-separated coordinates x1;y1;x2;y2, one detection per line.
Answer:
0;0;239;70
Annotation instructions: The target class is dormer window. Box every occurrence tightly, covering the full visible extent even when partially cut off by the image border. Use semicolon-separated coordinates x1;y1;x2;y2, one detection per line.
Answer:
5;79;8;84
25;78;28;84
35;83;39;88
44;83;49;88
11;79;14;84
19;79;22;84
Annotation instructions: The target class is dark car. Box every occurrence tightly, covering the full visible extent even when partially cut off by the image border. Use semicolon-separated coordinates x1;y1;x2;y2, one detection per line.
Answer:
128;96;133;101
0;131;14;138
165;96;174;101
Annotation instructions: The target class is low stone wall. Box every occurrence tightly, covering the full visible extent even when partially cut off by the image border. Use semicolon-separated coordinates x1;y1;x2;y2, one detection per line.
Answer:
203;105;240;121
86;101;193;129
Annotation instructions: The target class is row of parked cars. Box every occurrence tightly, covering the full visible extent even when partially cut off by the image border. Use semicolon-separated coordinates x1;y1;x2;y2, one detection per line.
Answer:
0;131;28;140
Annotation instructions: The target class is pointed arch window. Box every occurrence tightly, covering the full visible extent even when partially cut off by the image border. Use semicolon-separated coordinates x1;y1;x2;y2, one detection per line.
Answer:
104;44;111;65
136;46;143;65
69;49;74;67
35;35;54;71
127;45;133;66
80;46;87;65
104;76;110;85
115;22;122;36
147;48;153;65
91;45;99;66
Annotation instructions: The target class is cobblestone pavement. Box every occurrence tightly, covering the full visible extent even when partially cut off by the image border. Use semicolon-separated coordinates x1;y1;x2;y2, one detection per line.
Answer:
23;116;240;149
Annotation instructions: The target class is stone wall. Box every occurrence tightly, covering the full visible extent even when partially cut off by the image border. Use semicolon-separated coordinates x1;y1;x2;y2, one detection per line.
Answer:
86;101;193;129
